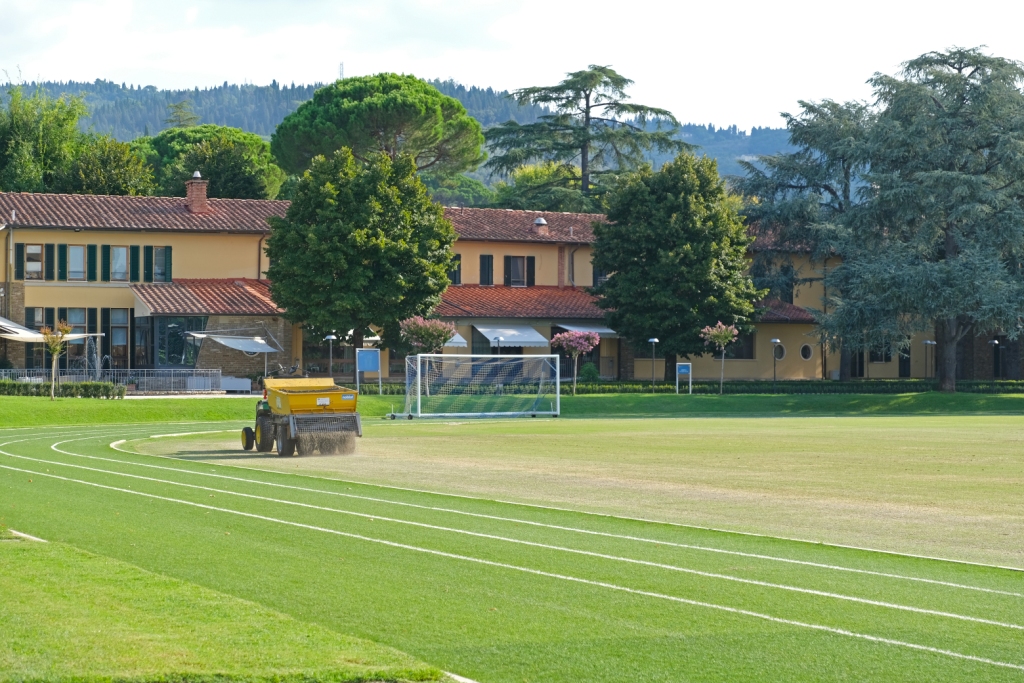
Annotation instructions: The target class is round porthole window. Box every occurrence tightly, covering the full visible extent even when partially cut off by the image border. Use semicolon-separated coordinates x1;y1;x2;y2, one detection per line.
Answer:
800;344;813;361
773;344;786;361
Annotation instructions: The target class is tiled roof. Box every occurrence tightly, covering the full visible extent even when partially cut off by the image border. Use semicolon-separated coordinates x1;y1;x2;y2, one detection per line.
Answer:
748;222;813;253
132;279;282;316
443;207;603;244
758;298;816;324
437;285;605;319
0;192;287;233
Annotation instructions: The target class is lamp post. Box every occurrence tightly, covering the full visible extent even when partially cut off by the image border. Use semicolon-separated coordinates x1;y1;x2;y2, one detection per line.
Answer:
923;340;937;380
493;336;503;355
324;333;337;383
770;338;782;394
648;338;659;390
989;339;1000;378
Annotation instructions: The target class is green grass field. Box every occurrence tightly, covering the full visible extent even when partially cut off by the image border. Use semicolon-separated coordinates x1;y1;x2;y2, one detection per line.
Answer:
1;395;1022;681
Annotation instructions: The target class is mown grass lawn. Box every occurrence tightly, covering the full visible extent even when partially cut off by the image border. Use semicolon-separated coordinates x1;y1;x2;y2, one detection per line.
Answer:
0;531;441;683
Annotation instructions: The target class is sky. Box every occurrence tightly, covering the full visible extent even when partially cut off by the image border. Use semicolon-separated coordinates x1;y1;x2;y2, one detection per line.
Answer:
2;0;1023;131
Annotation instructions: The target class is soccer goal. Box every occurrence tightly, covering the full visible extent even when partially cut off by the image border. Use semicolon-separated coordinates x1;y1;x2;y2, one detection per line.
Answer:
399;354;560;418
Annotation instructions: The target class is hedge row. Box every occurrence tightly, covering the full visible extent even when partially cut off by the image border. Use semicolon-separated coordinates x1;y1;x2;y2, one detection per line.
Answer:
568;379;1024;394
0;380;126;398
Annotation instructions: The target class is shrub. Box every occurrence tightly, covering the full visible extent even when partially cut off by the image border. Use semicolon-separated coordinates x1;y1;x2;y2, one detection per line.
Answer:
0;380;125;398
579;362;601;382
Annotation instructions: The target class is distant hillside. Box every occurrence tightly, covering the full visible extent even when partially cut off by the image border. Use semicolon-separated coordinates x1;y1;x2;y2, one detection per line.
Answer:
2;79;794;178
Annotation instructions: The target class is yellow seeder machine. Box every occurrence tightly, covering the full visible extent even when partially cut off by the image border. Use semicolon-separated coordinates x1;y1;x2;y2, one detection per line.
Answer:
241;378;362;456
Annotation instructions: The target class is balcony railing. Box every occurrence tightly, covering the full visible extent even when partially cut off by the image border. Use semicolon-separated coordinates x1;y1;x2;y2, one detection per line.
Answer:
0;369;222;392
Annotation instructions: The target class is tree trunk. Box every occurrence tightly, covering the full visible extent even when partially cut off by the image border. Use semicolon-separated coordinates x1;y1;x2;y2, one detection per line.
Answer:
937;318;959;393
50;353;58;400
719;349;725;394
839;345;852;381
581;92;591;194
663;353;677;382
572;354;578;396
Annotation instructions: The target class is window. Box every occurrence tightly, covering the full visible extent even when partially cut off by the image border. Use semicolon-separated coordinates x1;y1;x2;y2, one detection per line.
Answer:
68;246;86;280
869;347;892;363
25;244;43;280
800;344;813;361
66;308;87;364
151;246;171;282
480;255;494;286
503;255;535;287
509;256;526;287
449;254;462;285
111;246;129;281
773;343;786;361
593;264;609;286
724;332;755;359
110;309;130;369
27;308;46;368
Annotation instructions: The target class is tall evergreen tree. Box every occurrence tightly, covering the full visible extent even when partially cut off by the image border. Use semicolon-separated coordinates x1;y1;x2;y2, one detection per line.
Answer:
821;48;1024;391
593;154;763;372
736;100;873;379
486;66;686;202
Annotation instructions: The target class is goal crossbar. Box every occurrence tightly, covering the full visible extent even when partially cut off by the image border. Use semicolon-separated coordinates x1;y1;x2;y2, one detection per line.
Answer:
400;354;560;418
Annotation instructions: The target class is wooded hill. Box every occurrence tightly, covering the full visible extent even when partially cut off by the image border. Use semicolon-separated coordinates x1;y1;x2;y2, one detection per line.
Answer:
2;78;792;178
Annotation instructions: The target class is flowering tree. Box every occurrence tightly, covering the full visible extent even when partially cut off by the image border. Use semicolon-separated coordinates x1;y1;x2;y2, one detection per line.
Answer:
550;330;600;395
400;317;457;354
40;321;74;401
700;321;738;394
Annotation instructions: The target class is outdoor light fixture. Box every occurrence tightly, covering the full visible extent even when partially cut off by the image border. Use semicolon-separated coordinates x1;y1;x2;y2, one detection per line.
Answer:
325;333;337;381
493;336;503;355
648;338;659;390
770;338;782;393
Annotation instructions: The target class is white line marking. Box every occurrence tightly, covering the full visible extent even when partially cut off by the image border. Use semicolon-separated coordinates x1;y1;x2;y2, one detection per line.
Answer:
1;461;1021;673
14;449;1024;632
50;439;1024;598
8;529;46;542
444;673;480;683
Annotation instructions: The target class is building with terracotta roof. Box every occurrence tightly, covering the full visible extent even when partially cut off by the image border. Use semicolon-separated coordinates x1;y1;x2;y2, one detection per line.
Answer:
0;179;931;382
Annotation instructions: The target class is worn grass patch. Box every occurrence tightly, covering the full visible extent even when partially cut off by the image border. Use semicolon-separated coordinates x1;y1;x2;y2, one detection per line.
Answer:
0;539;442;683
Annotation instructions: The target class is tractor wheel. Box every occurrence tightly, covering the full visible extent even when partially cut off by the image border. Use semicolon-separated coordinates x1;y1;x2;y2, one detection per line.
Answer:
254;416;274;452
276;430;296;457
241;427;255;451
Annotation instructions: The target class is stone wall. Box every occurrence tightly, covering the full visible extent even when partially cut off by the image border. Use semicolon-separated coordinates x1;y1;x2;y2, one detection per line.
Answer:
195;315;297;378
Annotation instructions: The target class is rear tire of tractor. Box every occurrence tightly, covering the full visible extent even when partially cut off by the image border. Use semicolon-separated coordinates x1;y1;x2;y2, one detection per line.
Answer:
276;430;296;457
255;416;274;453
241;427;255;451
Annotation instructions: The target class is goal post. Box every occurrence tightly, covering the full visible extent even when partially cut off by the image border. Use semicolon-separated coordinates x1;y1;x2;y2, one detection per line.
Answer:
401;354;560;418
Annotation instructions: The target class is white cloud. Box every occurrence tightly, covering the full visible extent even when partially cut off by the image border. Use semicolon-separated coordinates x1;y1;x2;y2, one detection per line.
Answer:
1;0;1022;129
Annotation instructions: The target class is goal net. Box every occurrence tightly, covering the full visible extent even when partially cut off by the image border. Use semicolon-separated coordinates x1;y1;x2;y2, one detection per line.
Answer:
402;354;560;418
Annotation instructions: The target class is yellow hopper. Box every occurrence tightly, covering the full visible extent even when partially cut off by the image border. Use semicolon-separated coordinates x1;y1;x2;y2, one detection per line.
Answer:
242;378;361;457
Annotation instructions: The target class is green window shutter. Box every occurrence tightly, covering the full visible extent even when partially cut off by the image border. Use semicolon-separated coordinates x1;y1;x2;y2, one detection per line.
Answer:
87;308;98;334
25;307;35;327
526;256;536;287
164;246;172;282
57;244;68;280
503;255;512;286
45;308;55;328
44;244;55;281
143;245;154;282
87;245;98;282
101;308;111;358
101;245;111;282
130;245;141;282
480;255;493;286
14;243;24;280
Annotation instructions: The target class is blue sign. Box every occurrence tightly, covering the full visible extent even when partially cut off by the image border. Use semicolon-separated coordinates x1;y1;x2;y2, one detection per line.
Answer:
356;348;380;372
677;364;691;375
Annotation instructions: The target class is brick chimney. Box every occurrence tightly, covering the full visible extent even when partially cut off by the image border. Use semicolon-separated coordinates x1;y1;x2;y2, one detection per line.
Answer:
530;216;550;236
186;171;210;214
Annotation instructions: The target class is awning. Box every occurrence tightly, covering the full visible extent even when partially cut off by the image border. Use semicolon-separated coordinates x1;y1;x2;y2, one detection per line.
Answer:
473;325;549;348
445;332;468;348
188;334;278;354
0;315;102;342
555;323;617;337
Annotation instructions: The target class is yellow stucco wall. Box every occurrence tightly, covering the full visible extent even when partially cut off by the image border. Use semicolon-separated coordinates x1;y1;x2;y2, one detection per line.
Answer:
451;241;595;287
